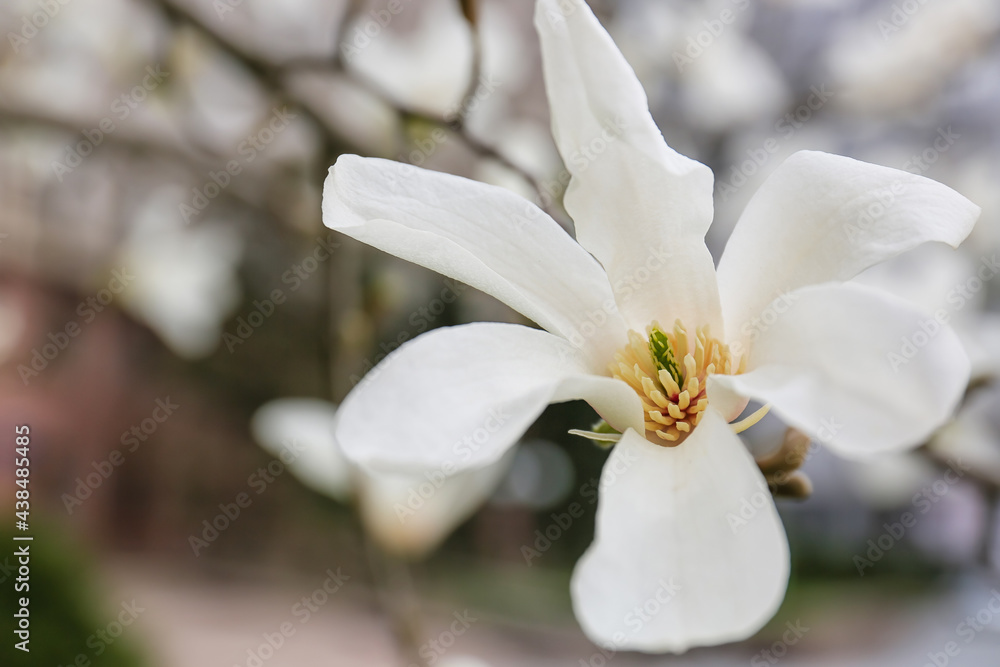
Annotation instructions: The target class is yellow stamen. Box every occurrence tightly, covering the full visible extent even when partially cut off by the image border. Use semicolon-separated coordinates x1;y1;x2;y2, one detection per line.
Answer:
658;369;681;397
677;390;690;411
730;404;772;434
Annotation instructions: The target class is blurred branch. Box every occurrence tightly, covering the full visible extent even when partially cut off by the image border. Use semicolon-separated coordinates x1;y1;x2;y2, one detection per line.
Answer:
979;485;999;569
151;0;555;218
453;0;482;133
0;105;214;166
280;1;556;218
0;107;305;248
914;374;1000;571
150;0;357;161
915;374;998;487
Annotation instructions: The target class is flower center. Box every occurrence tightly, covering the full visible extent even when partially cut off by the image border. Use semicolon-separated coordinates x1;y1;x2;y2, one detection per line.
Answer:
609;320;746;446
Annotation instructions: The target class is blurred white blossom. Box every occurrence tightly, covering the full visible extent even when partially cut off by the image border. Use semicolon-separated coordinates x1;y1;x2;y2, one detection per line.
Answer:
118;190;242;358
251;397;513;558
826;0;1000;113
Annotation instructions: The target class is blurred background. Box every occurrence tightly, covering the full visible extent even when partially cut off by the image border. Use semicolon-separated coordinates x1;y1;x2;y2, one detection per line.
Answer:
2;0;1000;665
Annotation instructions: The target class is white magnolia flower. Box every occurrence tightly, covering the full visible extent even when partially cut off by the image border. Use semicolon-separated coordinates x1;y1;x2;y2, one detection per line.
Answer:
321;0;979;652
251;398;511;558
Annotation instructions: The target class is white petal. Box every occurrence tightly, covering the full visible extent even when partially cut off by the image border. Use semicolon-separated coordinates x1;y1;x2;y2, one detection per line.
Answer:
356;452;514;559
571;414;789;653
250;398;353;502
534;0;722;334
714;283;970;458
323;155;626;360
335;322;643;473
718;151;980;349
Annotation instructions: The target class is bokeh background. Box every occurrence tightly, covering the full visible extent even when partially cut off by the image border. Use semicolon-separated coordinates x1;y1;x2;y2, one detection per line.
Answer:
2;0;1000;665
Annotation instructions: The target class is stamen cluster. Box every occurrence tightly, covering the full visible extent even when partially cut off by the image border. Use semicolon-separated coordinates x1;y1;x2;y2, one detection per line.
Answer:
610;320;745;446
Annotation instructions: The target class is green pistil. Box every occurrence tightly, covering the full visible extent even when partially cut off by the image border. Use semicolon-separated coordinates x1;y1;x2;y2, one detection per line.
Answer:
648;326;684;388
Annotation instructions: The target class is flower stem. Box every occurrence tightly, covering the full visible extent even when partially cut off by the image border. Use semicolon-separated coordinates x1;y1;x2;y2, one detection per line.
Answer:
364;536;430;667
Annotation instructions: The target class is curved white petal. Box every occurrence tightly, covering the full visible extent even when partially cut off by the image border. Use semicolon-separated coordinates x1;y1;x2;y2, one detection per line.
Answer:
534;0;721;334
713;283;970;458
356;451;514;559
335;322;643;473
323;154;626;360
251;398;353;502
718;151;980;349
571;413;789;653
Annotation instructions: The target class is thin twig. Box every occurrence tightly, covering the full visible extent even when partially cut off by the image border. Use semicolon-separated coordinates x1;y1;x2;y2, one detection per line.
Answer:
911;375;1000;571
281;1;557;218
151;0;357;161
